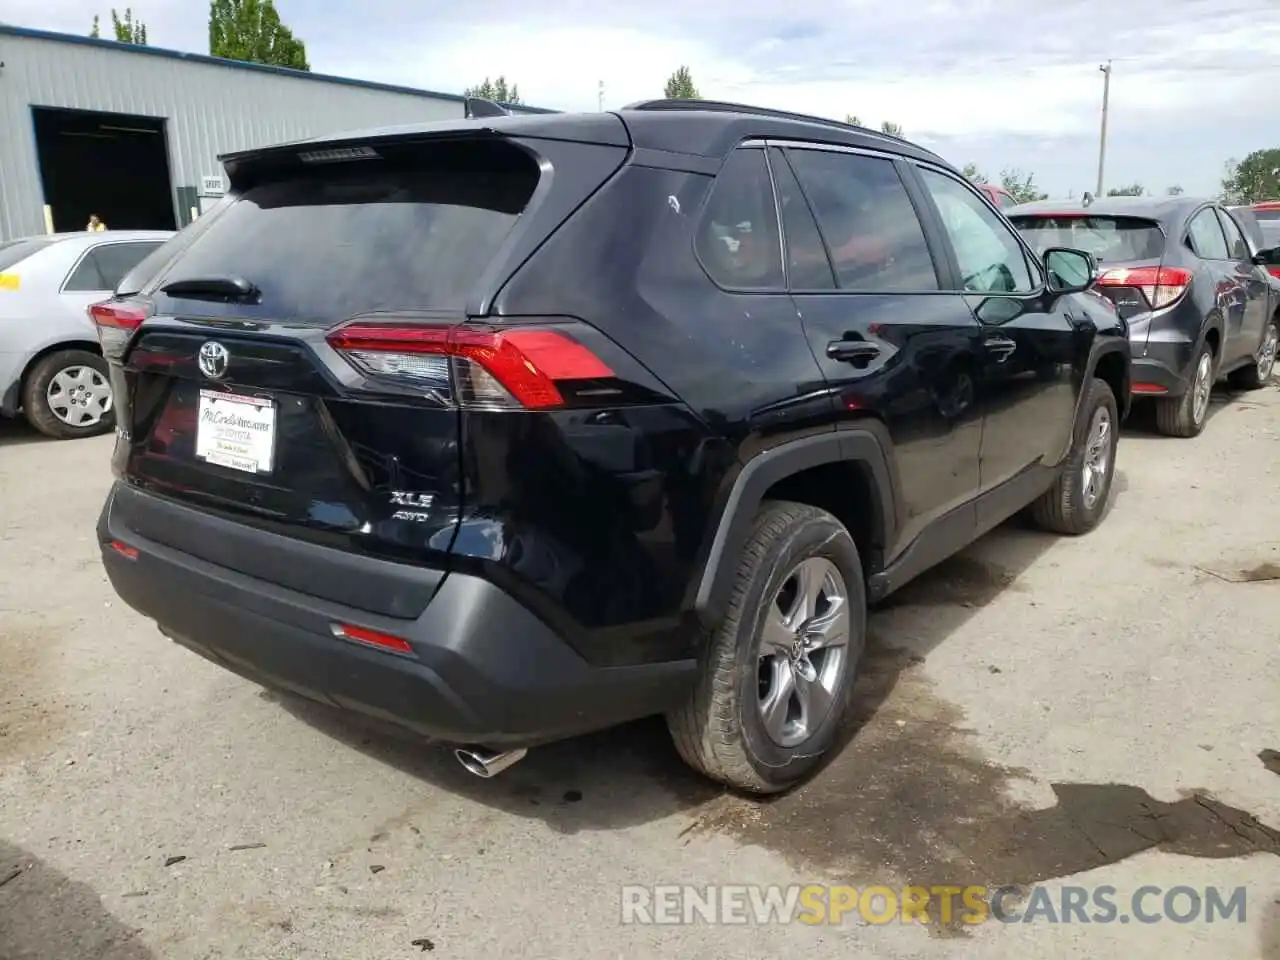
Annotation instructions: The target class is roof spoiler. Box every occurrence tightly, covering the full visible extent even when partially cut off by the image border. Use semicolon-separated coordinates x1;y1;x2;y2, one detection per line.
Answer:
465;97;511;119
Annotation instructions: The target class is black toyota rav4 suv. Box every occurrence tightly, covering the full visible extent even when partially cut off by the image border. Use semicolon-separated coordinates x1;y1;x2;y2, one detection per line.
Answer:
94;100;1130;794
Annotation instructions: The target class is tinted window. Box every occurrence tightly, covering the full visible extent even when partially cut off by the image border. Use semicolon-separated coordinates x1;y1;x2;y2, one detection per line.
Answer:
93;242;164;290
769;148;835;290
1216;209;1250;260
1254;208;1280;222
0;238;55;272
696;149;783;290
919;168;1034;293
1011;215;1165;262
997;192;1017;210
1187;208;1230;260
786;149;937;291
153;148;539;322
63;251;107;291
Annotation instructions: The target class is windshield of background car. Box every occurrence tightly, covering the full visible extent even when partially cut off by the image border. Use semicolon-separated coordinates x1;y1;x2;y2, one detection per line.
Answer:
0;238;56;272
1009;215;1165;263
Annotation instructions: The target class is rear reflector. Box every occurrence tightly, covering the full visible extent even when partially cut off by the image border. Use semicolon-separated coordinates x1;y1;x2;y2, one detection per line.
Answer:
330;622;415;656
1096;265;1192;310
109;540;139;559
1131;382;1169;394
89;301;151;359
326;321;615;410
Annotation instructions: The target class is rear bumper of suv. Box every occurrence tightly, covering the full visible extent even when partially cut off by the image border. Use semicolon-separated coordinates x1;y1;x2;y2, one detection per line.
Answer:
98;483;696;747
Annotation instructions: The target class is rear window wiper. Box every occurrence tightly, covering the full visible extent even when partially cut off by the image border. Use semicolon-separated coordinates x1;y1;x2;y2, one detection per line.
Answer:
159;275;261;303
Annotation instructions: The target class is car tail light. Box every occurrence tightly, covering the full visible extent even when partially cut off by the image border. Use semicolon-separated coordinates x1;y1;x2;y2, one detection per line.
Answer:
1268;266;1280;280
89;301;150;359
326;320;615;410
1095;265;1192;310
330;622;415;656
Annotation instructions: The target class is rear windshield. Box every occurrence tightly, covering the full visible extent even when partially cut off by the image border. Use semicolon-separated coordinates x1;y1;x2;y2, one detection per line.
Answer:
150;141;540;322
0;238;56;272
1254;207;1280;222
1009;215;1165;263
1260;221;1280;247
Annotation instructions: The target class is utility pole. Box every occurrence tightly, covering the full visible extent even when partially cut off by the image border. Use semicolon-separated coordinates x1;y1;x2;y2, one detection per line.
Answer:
1096;60;1112;197
597;80;604;112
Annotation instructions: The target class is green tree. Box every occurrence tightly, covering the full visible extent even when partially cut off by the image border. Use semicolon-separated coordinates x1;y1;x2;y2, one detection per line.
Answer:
1166;184;1185;196
880;120;903;137
209;0;309;71
464;77;521;104
91;8;147;44
1222;149;1280;204
844;114;862;126
664;66;699;100
961;162;988;184
999;168;1048;204
1107;182;1144;197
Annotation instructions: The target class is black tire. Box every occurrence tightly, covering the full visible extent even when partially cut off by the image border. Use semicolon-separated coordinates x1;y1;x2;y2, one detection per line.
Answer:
667;501;866;794
1227;318;1277;390
1029;377;1119;535
21;349;115;440
1154;343;1213;438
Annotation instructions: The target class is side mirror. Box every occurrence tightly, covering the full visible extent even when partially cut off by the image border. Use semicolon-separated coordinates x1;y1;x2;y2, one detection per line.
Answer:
1252;246;1279;266
1043;247;1097;294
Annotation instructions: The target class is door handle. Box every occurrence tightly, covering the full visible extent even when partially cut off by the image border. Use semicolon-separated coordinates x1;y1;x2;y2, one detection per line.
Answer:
826;340;882;364
983;336;1017;361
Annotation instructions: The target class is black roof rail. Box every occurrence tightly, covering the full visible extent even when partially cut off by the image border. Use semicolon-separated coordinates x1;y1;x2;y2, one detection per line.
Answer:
464;97;511;119
620;98;907;143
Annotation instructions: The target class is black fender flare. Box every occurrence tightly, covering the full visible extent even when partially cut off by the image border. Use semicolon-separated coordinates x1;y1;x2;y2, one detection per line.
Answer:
689;425;899;629
1079;339;1132;419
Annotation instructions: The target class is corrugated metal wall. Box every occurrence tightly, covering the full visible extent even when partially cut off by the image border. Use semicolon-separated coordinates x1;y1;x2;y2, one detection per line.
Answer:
0;30;476;240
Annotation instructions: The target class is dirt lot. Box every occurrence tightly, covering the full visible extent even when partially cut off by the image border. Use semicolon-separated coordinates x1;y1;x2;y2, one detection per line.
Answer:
1;385;1278;960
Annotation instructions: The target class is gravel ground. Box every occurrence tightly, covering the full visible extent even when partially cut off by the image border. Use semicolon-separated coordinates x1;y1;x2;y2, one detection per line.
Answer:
1;383;1277;960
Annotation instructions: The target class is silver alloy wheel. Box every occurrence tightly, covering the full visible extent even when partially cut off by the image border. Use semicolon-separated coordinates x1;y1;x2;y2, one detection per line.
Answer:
46;365;113;428
757;556;851;748
1080;405;1112;510
1257;323;1278;382
1191;351;1212;426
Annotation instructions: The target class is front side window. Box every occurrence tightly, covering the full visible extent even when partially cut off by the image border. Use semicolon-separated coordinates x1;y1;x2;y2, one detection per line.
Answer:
919;168;1035;294
1216;209;1251;260
786;149;938;292
695;148;784;290
1186;208;1230;260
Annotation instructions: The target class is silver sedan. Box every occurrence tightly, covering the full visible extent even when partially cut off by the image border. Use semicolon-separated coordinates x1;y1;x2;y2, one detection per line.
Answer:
0;230;173;439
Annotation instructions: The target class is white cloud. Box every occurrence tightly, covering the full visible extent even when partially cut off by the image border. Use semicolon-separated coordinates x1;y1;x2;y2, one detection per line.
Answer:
3;0;1279;194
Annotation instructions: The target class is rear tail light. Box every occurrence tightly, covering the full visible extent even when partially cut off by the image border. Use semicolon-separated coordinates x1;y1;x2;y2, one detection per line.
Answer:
1095;265;1192;311
89;301;150;359
330;622;415;656
1268;266;1280;280
325;320;615;410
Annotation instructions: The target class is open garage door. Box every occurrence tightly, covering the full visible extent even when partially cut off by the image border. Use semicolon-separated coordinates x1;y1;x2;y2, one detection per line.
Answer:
33;107;177;233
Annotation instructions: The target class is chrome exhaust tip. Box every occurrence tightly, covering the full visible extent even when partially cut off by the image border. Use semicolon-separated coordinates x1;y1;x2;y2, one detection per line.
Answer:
454;746;528;778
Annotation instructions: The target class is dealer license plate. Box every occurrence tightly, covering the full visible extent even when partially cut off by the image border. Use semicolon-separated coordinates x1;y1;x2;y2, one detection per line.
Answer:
195;389;277;474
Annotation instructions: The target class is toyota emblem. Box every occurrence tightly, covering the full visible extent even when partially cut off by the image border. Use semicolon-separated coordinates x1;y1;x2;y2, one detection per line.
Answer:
197;341;230;380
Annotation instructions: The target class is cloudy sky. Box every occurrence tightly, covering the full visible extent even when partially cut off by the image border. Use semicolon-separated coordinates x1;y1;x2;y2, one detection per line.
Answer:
7;0;1279;196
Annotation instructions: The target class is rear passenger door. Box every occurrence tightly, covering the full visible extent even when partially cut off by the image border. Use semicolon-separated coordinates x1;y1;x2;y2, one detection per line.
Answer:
1216;207;1270;360
773;143;982;557
1185;206;1249;364
907;163;1082;526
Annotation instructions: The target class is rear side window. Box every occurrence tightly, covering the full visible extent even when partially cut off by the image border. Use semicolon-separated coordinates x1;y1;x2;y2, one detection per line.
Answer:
695;148;783;291
152;144;539;322
786;149;938;292
64;242;164;292
769;148;835;290
0;238;55;272
1011;215;1165;263
1186;208;1230;260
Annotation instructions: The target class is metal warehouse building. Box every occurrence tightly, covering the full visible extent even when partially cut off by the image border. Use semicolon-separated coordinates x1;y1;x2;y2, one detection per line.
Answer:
0;25;548;240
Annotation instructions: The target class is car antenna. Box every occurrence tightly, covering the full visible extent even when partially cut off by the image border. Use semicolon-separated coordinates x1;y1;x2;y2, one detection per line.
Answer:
464;97;510;119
